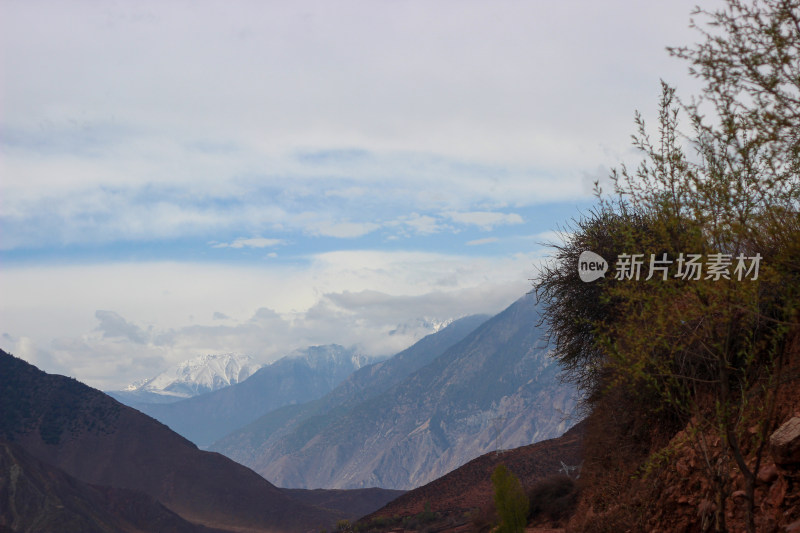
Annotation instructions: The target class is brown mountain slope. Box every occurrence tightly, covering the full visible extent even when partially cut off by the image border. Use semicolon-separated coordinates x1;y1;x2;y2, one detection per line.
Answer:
0;440;226;533
362;421;584;524
0;349;341;533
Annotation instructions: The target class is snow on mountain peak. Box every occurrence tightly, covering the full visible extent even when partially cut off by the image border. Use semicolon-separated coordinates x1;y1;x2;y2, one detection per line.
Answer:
125;353;262;399
284;344;376;371
389;316;456;337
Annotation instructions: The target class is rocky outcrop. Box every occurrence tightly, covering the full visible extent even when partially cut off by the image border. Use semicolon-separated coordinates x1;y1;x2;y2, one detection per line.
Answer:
770;416;800;466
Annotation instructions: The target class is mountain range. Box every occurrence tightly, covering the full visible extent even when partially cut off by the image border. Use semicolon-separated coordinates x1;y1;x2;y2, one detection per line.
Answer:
120;345;376;447
212;294;578;490
1;293;579;531
108;353;262;404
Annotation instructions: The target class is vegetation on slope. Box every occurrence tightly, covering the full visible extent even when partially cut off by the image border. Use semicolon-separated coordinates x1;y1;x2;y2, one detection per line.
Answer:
534;0;800;531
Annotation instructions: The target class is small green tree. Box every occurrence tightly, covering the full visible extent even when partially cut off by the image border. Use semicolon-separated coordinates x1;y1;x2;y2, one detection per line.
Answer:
492;464;529;533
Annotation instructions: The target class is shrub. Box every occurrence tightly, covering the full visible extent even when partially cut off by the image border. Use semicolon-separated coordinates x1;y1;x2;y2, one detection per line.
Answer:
527;475;579;522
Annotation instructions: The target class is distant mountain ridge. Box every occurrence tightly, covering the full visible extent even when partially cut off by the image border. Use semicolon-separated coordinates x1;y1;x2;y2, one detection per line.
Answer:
109;353;261;405
128;344;379;447
209;314;492;461
212;295;578;490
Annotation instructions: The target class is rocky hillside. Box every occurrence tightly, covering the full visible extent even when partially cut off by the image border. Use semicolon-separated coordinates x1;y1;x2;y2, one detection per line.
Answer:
565;331;800;533
213;294;577;489
209;315;489;467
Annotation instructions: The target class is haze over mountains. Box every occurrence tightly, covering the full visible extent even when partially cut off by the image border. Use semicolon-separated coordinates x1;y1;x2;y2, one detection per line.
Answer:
198;313;489;469
1;293;579;531
123;345;378;447
212;294;577;490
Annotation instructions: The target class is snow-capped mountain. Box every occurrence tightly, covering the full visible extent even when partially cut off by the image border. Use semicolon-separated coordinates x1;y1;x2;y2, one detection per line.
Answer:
284;344;374;370
388;316;455;337
120;353;262;401
213;296;577;490
127;344;384;446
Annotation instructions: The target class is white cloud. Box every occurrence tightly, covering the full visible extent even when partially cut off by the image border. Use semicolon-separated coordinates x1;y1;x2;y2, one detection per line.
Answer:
95;310;149;344
324;186;367;199
393;213;447;236
466;237;498;246
531;230;571;246
2;1;706;248
0;250;542;389
446;211;524;230
0;0;718;390
212;237;284;249
307;221;382;238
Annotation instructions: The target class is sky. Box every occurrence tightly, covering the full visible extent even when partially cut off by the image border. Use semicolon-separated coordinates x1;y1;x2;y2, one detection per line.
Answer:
1;0;711;390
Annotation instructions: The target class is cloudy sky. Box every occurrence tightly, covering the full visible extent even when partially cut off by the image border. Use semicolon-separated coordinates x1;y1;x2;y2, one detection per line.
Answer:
1;0;709;390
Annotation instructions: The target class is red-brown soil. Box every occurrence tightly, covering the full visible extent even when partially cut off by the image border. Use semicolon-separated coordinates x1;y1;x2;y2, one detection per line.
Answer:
567;328;800;533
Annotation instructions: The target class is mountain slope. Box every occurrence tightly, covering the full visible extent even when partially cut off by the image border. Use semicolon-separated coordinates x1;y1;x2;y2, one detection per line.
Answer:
213;295;577;489
134;345;373;446
211;315;490;460
109;353;262;404
0;440;226;533
362;422;584;524
0;349;341;532
321;315;492;409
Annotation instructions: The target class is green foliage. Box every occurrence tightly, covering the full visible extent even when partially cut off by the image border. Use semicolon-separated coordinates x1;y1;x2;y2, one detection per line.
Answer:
637;434;686;480
535;1;800;531
669;0;800;199
535;205;670;401
417;500;436;523
492;464;529;533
